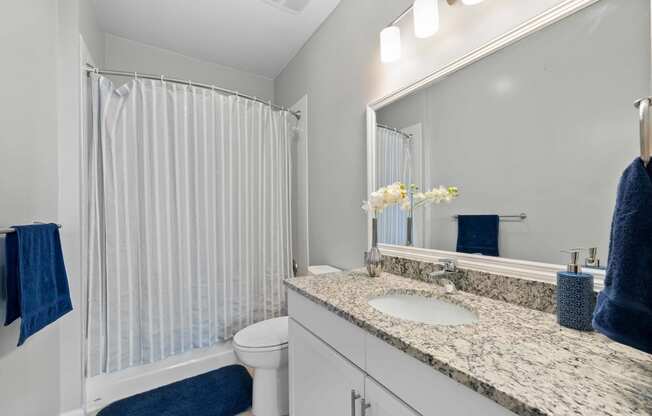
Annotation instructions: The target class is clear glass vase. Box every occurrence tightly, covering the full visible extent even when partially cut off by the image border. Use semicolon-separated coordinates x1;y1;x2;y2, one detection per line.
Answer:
365;218;384;277
406;215;413;247
406;189;414;246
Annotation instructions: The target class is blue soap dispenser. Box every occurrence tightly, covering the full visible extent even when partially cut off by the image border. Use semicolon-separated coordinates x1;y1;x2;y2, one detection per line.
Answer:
557;249;595;331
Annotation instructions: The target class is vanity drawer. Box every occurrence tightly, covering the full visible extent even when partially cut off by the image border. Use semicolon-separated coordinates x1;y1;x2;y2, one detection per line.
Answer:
365;333;516;416
287;289;365;368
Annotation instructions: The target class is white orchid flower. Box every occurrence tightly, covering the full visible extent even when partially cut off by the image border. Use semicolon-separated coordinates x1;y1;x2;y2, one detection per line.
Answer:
369;191;386;210
363;182;458;217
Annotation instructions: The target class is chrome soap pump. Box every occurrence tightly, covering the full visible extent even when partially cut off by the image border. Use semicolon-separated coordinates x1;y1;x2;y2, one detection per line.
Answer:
557;249;595;331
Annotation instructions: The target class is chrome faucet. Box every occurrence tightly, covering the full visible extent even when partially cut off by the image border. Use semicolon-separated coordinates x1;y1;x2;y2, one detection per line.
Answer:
427;258;458;293
585;247;600;268
438;258;457;272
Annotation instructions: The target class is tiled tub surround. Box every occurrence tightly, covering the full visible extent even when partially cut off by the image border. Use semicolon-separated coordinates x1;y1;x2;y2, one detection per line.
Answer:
285;271;652;416
384;255;574;313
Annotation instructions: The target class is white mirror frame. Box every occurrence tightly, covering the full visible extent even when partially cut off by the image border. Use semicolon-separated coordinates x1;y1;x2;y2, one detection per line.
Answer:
367;0;609;287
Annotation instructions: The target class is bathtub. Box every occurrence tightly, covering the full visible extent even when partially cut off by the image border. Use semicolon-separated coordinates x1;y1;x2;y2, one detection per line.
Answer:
86;341;238;414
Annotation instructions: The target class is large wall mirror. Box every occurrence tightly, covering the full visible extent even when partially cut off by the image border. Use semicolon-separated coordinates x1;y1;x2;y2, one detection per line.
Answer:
367;0;650;276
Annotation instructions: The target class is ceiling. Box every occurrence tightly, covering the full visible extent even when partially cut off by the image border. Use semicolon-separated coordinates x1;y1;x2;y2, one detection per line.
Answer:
95;0;341;79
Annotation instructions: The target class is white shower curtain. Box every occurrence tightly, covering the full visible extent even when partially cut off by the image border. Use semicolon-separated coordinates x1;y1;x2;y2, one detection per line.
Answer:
84;75;293;376
376;126;411;246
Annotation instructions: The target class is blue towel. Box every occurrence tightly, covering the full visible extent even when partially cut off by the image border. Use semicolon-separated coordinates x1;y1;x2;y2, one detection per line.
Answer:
97;365;253;416
592;158;652;354
4;223;72;346
456;215;500;256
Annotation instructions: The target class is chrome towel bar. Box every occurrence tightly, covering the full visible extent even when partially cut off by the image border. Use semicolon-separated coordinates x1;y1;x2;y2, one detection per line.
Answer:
452;213;527;221
635;97;652;167
0;224;62;235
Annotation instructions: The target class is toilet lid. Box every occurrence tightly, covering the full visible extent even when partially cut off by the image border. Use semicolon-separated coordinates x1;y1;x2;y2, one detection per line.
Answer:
234;316;288;349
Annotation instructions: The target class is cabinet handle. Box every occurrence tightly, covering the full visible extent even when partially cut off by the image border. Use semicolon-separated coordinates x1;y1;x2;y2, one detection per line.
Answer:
361;398;371;416
350;390;361;416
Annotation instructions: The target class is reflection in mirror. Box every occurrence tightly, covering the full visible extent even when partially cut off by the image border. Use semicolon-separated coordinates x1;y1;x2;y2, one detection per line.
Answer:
374;0;650;266
375;124;412;246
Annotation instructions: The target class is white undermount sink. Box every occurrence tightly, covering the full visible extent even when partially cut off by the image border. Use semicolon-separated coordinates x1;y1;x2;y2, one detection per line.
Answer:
368;294;478;326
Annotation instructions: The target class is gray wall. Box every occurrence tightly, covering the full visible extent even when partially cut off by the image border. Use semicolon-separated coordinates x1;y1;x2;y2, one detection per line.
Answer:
377;0;650;265
0;1;105;414
275;0;413;269
0;1;61;415
80;0;106;67
58;0;108;413
274;0;583;269
104;34;274;100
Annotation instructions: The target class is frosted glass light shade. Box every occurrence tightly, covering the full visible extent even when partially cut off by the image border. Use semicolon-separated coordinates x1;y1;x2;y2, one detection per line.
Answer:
413;0;439;38
380;26;401;63
462;0;484;5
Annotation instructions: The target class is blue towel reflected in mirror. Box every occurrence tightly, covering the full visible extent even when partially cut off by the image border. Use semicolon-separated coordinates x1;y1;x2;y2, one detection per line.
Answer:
456;215;500;257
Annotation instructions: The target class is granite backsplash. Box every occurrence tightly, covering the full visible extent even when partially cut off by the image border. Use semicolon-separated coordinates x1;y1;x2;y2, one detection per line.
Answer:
382;255;599;314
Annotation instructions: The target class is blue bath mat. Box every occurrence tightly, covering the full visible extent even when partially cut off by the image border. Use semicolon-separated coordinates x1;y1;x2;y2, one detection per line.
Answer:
97;364;252;416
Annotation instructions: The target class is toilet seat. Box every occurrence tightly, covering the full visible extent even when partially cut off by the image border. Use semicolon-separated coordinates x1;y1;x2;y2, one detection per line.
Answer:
234;316;288;351
234;342;287;353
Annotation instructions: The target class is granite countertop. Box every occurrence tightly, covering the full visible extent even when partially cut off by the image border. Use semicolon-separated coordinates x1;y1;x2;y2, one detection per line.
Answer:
285;270;652;416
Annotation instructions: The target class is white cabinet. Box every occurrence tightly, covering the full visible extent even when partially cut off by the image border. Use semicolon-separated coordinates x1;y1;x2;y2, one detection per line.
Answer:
365;333;513;416
363;378;420;416
288;291;516;416
289;319;365;416
289;318;419;416
288;289;366;368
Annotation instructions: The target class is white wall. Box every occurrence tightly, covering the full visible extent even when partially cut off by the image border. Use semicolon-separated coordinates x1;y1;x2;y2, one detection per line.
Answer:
274;0;595;269
104;34;274;100
79;0;105;68
57;0;108;413
0;1;104;415
291;96;310;275
377;0;649;265
0;1;61;415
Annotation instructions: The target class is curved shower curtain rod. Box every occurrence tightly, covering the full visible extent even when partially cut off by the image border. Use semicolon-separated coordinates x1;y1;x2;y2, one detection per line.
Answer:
84;64;301;120
377;123;412;139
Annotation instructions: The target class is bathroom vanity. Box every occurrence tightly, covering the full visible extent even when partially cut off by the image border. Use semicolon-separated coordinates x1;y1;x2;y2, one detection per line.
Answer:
285;270;652;416
294;1;652;413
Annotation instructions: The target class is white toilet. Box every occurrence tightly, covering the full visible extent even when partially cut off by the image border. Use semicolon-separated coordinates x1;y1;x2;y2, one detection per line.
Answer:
234;316;289;416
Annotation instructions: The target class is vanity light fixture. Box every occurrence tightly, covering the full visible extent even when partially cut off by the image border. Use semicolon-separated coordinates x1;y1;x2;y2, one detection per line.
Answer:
381;0;487;63
414;0;440;38
380;26;402;63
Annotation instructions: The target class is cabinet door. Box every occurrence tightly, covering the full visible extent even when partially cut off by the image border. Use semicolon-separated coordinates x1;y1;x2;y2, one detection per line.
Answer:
289;318;365;416
363;378;420;416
